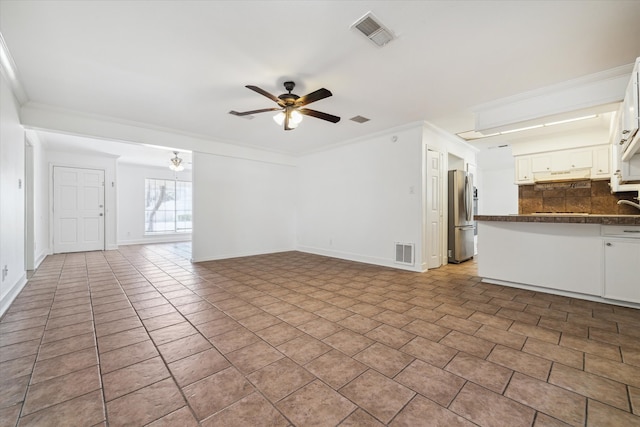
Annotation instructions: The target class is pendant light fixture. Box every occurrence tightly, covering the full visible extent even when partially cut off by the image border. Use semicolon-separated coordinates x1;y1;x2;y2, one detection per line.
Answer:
169;151;184;171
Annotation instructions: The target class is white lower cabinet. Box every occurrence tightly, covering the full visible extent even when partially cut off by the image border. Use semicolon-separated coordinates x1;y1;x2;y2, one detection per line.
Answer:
478;222;603;296
603;238;640;303
478;222;640;305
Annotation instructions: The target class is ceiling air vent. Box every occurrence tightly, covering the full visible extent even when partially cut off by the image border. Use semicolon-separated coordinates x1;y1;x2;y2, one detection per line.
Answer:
350;115;370;123
351;12;395;47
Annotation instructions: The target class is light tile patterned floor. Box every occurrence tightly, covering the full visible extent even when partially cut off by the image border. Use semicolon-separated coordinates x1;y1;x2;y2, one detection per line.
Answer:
1;243;640;426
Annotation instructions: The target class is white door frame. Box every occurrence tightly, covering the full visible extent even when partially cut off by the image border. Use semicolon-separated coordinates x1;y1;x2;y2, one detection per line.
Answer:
51;165;106;253
24;139;35;270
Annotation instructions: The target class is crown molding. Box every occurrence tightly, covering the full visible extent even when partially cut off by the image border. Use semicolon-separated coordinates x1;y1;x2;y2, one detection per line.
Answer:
0;32;28;105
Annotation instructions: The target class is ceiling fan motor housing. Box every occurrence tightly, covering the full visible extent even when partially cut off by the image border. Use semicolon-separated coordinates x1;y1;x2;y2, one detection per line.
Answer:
279;82;299;105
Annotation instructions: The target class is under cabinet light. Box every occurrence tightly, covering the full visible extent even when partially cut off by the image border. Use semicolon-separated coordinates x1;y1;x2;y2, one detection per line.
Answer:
457;114;599;141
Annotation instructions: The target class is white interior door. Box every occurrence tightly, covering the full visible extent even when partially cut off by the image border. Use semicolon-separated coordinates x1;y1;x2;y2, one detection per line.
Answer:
426;149;443;269
53;166;105;253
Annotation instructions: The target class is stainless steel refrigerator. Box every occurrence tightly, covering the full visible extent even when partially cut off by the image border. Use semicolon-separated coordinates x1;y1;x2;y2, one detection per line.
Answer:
448;170;474;263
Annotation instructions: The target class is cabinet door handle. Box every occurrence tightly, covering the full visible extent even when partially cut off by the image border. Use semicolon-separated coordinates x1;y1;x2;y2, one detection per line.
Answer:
606;242;612;246
622;130;630;135
623;230;640;233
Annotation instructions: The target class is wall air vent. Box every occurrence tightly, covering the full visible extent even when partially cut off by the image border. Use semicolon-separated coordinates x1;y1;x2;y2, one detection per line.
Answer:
395;243;414;266
351;12;395;47
350;115;370;123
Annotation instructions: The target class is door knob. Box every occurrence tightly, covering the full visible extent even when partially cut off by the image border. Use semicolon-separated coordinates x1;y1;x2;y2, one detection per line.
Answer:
606;242;612;246
99;213;103;216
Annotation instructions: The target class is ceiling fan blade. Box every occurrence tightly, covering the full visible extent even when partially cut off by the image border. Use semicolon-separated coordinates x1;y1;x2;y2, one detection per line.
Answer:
299;108;341;123
296;88;333;106
229;108;281;116
245;85;283;104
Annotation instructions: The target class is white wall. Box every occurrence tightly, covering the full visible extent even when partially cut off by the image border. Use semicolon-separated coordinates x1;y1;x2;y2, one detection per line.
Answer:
510;125;610;156
46;150;118;251
118;163;192;245
476;146;518;215
192;152;296;262
297;124;425;271
0;73;26;316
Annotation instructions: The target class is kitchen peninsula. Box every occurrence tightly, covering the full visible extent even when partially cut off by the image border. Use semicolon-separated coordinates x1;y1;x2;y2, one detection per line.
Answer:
476;214;640;307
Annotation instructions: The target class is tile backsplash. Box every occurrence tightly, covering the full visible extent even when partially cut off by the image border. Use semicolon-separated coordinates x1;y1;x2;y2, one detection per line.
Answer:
518;179;640;215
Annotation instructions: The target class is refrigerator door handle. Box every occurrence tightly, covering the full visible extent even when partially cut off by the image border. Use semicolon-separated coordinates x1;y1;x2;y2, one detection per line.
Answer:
464;175;472;222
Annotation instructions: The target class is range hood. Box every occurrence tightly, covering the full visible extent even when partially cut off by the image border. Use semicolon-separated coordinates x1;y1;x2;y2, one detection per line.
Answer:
533;168;591;182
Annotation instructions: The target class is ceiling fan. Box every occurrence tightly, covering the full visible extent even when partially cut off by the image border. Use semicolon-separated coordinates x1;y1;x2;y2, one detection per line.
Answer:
230;81;340;130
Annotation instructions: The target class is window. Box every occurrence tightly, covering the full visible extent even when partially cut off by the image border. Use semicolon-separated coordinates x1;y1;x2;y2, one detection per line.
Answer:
145;179;192;233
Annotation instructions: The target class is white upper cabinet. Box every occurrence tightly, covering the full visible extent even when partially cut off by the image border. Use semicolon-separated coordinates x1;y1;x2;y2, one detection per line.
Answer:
515;157;533;184
617;58;640;161
531;155;551;172
620;69;639;154
514;145;607;184
610;59;640;186
552;149;592;170
592;146;610;177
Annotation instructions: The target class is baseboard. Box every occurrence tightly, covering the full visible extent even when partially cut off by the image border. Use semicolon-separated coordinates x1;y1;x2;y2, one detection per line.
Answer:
118;234;192;246
481;278;640;310
0;273;28;319
296;245;423;272
191;247;294;263
34;249;49;270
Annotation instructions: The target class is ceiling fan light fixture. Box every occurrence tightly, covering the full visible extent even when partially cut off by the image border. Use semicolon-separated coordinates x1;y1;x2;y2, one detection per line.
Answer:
169;151;184;171
273;111;285;126
273;109;303;128
290;109;303;125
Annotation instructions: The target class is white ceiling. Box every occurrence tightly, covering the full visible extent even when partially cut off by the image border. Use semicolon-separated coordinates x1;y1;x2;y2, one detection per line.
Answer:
2;1;640;162
37;130;192;169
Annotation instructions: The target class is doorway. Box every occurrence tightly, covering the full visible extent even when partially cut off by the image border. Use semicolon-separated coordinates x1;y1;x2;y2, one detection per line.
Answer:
52;166;105;253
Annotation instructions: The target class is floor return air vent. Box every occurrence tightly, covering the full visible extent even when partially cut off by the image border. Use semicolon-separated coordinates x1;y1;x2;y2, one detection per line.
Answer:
395;243;414;266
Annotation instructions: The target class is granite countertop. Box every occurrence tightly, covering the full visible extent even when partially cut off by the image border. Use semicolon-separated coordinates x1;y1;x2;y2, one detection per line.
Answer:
475;214;640;225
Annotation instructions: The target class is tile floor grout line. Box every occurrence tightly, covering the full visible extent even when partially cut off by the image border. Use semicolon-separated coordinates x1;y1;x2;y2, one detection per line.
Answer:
13;253;64;424
109;247;319;424
5;246;636;422
17;253;103;423
102;249;205;425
